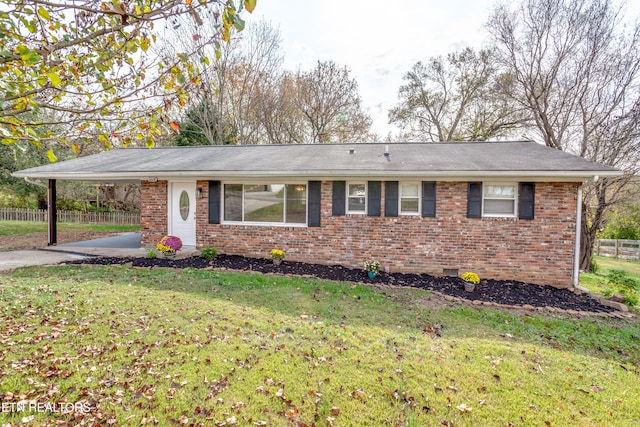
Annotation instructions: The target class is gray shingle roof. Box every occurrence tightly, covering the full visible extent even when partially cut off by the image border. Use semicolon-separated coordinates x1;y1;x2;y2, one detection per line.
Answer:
13;141;620;182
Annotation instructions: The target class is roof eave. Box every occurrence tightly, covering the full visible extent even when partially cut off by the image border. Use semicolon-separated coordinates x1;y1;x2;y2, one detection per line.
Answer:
12;169;622;182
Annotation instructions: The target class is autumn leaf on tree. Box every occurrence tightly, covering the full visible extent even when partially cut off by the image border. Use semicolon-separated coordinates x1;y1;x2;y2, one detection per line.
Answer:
0;0;255;155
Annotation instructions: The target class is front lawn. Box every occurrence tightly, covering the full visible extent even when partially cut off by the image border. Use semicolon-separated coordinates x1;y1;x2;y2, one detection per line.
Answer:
0;221;139;236
580;256;640;305
1;265;639;426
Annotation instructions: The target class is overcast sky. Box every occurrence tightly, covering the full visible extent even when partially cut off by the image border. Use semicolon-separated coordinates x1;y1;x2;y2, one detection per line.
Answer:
244;0;498;137
243;0;639;139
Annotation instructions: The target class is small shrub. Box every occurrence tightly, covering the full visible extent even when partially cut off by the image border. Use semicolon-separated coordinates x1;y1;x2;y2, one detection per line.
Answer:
201;246;218;260
624;294;639;307
589;258;599;274
270;249;286;260
147;249;157;259
607;269;639;292
607;269;639;307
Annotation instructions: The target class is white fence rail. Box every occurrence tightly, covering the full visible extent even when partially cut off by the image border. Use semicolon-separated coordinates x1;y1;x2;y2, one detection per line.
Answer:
595;239;640;261
0;208;140;225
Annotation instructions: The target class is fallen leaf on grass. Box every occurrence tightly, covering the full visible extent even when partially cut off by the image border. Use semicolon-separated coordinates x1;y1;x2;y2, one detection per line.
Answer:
456;403;472;412
350;388;366;401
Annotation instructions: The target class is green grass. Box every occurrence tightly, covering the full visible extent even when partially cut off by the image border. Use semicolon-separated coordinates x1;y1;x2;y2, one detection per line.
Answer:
580;256;640;296
1;265;639;426
0;220;139;236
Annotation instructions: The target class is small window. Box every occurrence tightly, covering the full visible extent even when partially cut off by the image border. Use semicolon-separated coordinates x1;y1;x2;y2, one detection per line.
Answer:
399;183;420;214
483;184;516;216
179;190;190;221
347;183;367;213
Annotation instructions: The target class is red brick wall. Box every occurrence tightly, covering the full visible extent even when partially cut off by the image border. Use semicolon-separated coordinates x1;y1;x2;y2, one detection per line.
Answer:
147;180;579;288
140;180;168;247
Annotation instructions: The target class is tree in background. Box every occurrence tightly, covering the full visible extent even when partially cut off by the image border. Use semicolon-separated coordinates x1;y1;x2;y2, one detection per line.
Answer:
389;47;525;142
293;60;372;144
0;0;255;157
487;0;640;270
168;18;284;145
169;26;373;145
600;185;640;240
173;100;237;146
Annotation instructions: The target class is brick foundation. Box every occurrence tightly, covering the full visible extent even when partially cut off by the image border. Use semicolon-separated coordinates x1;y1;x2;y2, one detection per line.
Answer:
143;180;579;288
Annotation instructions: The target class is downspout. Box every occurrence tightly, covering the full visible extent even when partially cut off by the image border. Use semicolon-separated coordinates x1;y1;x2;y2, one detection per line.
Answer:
573;185;583;289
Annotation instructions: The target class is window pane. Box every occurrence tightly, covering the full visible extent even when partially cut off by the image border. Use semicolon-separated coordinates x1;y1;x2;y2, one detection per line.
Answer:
484;199;515;214
348;184;365;197
286;184;307;224
348;197;366;212
348;183;366;212
485;185;515;198
401;199;419;213
244;184;284;223
224;184;242;221
401;183;419;197
179;190;190;221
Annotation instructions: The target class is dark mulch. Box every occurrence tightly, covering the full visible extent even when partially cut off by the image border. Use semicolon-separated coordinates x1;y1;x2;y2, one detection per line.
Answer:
65;254;614;314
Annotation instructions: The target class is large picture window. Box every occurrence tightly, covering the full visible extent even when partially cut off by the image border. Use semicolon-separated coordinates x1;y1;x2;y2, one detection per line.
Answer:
483;184;516;216
223;183;307;225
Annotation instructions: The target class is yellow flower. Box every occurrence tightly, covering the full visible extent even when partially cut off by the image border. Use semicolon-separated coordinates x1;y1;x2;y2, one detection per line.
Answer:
270;249;285;260
461;272;480;285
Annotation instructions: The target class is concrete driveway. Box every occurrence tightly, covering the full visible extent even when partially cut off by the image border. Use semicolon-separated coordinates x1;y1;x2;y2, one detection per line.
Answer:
0;232;145;271
58;232;142;249
0;250;83;271
0;232;198;271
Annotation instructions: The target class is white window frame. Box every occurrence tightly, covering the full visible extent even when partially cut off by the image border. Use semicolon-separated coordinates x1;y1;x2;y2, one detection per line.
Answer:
346;182;367;214
482;182;517;217
221;182;308;226
399;182;421;216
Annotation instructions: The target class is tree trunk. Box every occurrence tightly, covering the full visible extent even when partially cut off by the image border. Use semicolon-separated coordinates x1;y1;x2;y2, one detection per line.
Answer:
579;206;595;272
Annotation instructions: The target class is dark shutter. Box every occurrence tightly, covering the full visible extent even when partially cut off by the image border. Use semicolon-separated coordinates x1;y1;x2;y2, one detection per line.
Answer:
332;181;346;215
518;182;535;220
208;181;220;224
385;181;399;217
367;181;381;216
308;181;321;227
422;181;437;218
467;182;482;218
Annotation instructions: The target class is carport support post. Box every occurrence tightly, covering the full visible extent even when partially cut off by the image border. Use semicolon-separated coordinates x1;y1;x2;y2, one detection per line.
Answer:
48;179;57;246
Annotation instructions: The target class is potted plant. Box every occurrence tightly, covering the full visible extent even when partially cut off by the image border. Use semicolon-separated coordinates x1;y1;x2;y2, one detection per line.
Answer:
270;249;286;265
363;259;381;278
156;235;183;257
461;271;480;292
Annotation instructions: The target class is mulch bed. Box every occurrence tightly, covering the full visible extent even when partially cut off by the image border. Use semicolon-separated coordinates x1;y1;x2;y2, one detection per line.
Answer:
65;254;615;314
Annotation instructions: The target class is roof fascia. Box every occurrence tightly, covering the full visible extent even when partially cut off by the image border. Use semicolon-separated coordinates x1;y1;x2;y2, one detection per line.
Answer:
12;169;621;182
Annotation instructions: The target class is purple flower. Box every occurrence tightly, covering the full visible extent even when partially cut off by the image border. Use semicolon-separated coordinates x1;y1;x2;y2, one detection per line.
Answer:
160;235;182;252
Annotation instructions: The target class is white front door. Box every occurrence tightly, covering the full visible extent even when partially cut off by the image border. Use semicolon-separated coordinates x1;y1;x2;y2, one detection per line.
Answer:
169;181;196;246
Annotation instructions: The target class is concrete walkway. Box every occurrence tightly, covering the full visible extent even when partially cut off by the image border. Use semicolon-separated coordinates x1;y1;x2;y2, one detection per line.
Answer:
0;232;197;271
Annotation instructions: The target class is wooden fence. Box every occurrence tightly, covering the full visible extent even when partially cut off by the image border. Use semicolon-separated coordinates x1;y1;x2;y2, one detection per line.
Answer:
0;208;140;225
595;239;640;261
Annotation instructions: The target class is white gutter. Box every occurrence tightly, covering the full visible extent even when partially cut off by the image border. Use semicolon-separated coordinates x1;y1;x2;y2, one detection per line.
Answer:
11;170;623;182
23;177;48;188
573;186;583;288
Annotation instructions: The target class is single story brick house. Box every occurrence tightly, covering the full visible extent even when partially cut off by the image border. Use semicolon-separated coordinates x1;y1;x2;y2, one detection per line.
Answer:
14;141;620;288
